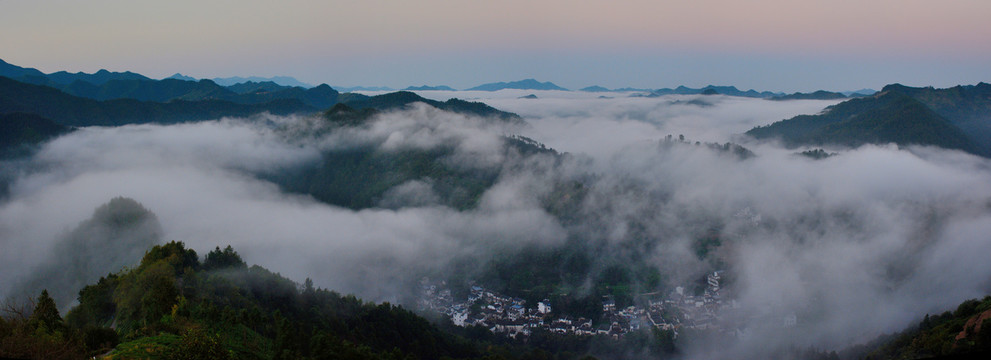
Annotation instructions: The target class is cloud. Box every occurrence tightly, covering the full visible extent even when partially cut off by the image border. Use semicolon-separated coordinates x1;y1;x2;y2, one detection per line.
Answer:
1;93;990;358
0;108;564;304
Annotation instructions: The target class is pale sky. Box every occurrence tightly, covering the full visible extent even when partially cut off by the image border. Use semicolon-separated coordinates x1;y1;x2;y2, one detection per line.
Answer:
1;0;989;92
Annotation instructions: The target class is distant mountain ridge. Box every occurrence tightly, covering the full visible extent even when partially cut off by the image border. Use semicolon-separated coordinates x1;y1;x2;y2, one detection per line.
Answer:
328;91;522;124
650;85;782;98
0;59;338;108
468;79;568;91
769;90;852;101
334;85;396;92
0;59;151;86
746;83;991;157
166;73;197;81
404;85;456;91
211;75;312;88
579;85;611;92
0;76;316;127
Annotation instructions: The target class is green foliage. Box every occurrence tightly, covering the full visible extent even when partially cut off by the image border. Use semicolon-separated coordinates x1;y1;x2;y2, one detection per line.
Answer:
11;240;690;359
167;327;232;360
28;290;65;335
67;273;119;328
0;290;86;360
203;245;247;271
798;148;835;159
114;241;197;336
273;143;501;210
862;295;991;359
105;333;181;360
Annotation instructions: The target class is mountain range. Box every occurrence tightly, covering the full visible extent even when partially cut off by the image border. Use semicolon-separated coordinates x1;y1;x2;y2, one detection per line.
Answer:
747;83;991;157
0;76;315;127
0;58;873;97
769;90;852;101
1;58;151;86
403;85;456;91
210;75;313;88
648;85;783;98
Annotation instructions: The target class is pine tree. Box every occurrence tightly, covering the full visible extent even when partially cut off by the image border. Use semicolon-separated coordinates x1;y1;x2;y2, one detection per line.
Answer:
28;289;64;334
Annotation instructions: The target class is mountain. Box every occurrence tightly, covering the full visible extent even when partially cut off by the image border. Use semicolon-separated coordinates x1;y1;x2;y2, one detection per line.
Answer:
580;85;611;92
652;85;781;98
11;197;162;309
467;79;568;91
613;87;652;92
843;88;877;96
0;76;315;127
211;75;312;88
769;90;850;101
226;81;292;94
877;83;991;141
403;85;456;91
746;86;985;156
207;83;340;109
334;85;396;92
0;58;46;78
333;90;522;124
0;112;70;157
271;92;527;210
0;58;152;86
44;69;151;85
9;74;341;110
166;73;197;81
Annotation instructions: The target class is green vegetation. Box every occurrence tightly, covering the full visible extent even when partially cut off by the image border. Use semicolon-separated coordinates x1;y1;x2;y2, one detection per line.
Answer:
748;83;991;157
267;99;530;211
0;241;694;359
797;149;836;160
856;296;991;359
3;242;481;359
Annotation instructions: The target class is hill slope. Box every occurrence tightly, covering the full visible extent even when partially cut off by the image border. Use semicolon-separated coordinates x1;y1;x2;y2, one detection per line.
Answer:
337;90;522;123
853;296;991;359
746;84;987;156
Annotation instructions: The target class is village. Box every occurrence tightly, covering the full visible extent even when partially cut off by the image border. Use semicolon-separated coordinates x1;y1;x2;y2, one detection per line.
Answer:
418;271;752;340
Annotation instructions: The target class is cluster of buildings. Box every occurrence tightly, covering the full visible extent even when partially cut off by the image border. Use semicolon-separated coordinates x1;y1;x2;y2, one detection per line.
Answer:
417;271;747;339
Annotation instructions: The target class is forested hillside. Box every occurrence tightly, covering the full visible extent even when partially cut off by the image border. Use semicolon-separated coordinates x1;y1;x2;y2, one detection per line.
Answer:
746;83;991;157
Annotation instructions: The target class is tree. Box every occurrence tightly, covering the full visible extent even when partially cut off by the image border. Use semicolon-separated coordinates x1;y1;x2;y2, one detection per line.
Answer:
203;245;246;271
28;290;64;335
168;328;232;360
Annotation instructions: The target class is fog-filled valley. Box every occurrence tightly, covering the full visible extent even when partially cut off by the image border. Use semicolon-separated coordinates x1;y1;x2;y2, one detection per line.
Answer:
3;89;990;358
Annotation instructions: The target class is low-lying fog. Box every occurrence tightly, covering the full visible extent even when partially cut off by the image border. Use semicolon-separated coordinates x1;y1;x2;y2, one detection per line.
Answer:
2;90;989;357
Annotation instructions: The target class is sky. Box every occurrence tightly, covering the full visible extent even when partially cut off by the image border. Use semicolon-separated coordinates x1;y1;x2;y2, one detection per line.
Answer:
1;0;990;92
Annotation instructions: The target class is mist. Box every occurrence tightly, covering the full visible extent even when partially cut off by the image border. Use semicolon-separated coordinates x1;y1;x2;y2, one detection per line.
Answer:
2;93;990;358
